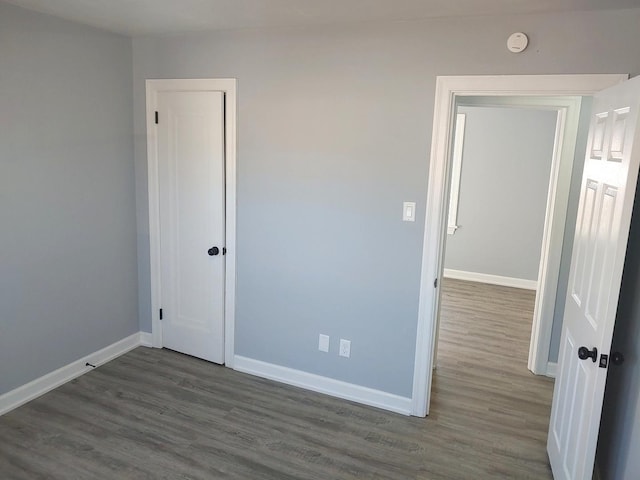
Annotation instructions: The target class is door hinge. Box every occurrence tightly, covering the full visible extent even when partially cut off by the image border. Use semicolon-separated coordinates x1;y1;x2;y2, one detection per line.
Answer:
159;308;163;320
155;111;159;124
434;278;438;288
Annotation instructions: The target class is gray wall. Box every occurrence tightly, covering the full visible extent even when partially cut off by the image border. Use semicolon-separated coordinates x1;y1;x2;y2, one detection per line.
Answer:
597;183;640;480
132;8;640;397
444;106;557;281
0;3;138;394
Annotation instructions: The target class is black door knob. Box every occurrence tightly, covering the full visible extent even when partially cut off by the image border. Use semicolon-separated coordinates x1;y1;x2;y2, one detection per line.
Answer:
611;351;625;366
578;346;598;362
208;246;220;256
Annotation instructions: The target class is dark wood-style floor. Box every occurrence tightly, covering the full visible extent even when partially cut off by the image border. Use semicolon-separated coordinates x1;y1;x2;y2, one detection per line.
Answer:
0;279;554;479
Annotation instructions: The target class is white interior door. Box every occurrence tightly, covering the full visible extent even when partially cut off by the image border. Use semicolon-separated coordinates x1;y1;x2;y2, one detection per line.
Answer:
157;90;225;364
548;75;640;479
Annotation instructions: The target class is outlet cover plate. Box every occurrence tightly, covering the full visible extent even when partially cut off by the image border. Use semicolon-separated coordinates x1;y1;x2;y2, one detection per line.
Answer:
339;339;351;358
318;334;330;352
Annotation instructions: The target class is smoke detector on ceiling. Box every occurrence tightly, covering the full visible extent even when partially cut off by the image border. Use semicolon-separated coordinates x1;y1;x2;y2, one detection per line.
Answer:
507;32;529;53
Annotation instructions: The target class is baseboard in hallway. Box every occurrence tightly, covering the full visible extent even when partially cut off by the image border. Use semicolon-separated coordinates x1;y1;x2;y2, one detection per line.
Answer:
443;268;538;290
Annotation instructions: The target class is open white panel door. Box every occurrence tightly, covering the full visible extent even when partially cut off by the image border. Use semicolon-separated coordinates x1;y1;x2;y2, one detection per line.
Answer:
548;75;640;480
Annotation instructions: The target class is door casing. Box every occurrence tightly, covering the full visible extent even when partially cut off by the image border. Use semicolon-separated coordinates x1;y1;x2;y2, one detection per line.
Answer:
413;74;627;417
146;78;237;367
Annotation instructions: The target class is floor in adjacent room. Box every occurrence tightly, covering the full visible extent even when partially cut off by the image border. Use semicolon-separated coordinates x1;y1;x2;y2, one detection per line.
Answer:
0;279;554;479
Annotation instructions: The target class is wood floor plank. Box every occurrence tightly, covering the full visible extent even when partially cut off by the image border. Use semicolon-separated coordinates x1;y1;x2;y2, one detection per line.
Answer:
0;278;554;479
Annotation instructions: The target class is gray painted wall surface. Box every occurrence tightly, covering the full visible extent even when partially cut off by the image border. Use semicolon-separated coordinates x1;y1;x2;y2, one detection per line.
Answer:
132;8;640;397
444;106;557;281
597;184;640;480
0;3;138;394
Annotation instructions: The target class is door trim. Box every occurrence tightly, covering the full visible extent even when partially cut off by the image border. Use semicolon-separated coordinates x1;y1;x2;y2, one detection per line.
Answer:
146;78;237;367
412;74;627;417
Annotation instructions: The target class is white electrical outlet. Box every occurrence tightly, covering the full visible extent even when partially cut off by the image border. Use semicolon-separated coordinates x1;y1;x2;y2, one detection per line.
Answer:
318;334;330;352
339;339;351;358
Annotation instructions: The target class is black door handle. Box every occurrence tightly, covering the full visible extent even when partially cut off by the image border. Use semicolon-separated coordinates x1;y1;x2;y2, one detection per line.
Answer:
208;246;220;256
578;346;598;362
611;351;625;366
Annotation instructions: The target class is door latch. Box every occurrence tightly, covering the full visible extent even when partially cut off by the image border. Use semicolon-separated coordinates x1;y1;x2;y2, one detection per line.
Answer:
599;354;608;369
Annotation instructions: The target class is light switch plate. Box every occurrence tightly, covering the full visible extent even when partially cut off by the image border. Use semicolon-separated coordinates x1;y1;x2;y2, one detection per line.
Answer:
403;202;416;222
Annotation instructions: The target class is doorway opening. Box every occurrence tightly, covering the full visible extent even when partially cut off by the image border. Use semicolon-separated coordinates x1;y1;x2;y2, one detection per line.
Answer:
412;74;627;418
433;97;586;382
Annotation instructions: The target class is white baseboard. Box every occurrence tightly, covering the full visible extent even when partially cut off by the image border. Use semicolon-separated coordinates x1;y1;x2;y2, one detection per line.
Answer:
139;331;154;347
443;268;538;290
233;355;412;416
0;332;148;416
2;336;413;418
546;362;557;379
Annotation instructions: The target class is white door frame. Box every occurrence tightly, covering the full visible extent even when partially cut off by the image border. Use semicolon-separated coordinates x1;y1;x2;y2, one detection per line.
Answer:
412;74;627;417
146;78;237;367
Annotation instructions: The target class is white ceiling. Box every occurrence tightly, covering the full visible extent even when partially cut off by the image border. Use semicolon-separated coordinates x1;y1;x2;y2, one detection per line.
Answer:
6;0;640;36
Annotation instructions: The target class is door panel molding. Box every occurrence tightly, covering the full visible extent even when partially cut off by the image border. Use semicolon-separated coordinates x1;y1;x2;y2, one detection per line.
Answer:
146;78;237;367
413;74;628;417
